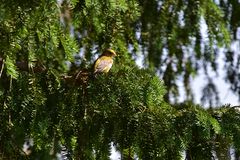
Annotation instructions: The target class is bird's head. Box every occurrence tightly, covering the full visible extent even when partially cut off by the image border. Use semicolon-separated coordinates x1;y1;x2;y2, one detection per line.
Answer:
102;49;117;57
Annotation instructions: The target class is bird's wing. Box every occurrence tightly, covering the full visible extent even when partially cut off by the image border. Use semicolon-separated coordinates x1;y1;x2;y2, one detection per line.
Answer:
94;56;113;73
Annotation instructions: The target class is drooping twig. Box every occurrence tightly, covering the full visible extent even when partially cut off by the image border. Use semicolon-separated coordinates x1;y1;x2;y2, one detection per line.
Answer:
0;58;5;78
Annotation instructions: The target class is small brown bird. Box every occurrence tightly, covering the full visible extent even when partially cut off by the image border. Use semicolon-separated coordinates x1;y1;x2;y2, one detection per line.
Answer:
93;49;117;74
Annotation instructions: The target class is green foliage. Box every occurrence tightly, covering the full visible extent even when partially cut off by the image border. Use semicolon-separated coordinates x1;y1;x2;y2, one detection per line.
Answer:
1;0;240;159
1;0;239;103
1;66;240;159
5;55;18;78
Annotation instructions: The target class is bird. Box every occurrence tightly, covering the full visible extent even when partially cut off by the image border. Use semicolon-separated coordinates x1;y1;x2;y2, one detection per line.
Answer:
93;49;117;75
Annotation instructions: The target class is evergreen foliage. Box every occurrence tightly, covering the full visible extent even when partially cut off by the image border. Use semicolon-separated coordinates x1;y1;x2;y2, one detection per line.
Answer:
0;0;240;159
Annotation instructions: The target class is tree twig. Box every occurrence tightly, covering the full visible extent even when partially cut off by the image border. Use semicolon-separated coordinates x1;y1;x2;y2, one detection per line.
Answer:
0;58;4;78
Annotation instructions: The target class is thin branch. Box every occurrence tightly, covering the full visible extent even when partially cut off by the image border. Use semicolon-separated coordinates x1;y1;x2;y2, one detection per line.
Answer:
0;57;92;86
0;58;4;78
15;61;46;73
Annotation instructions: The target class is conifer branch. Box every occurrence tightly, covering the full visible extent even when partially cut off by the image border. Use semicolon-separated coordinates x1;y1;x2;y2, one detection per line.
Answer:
0;58;90;85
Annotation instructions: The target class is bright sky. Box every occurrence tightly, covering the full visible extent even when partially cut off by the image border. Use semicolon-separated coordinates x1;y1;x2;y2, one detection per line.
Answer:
189;18;240;107
111;16;240;160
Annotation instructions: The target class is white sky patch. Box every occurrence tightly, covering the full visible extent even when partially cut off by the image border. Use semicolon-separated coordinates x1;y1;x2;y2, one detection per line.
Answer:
200;16;209;41
157;1;163;11
230;41;240;61
214;0;220;5
178;10;185;27
135;31;141;40
236;27;240;40
135;53;144;68
191;49;239;107
110;143;121;160
57;0;63;4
